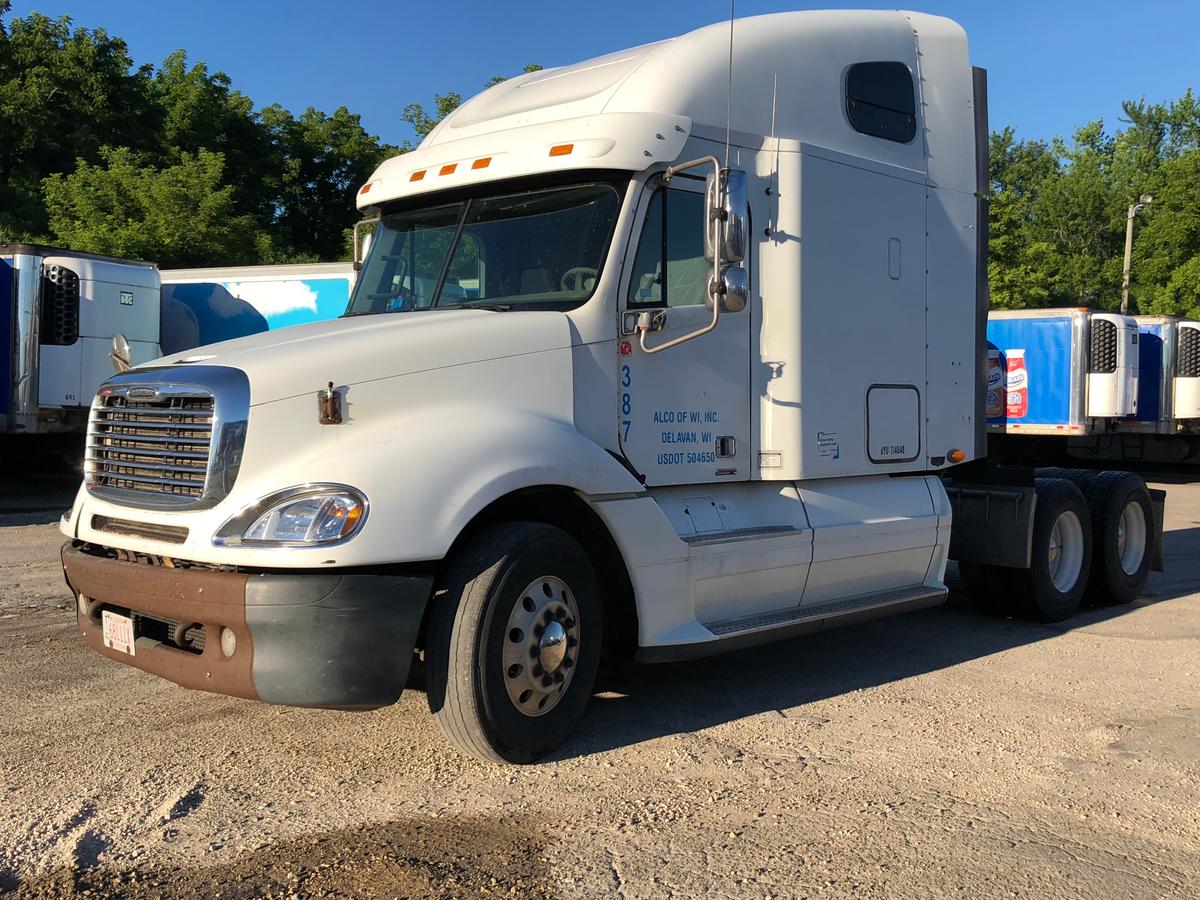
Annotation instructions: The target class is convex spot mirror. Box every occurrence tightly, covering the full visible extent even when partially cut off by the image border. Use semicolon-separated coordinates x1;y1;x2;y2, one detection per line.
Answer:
704;168;748;264
707;266;748;313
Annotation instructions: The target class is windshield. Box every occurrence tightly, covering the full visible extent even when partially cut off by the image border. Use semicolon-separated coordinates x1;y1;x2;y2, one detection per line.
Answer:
347;179;624;315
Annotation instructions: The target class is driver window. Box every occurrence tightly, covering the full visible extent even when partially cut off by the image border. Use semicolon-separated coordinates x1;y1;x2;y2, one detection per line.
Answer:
627;187;707;308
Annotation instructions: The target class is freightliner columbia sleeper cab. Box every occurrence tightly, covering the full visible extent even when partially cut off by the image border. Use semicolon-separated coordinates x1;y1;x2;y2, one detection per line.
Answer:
60;10;1164;763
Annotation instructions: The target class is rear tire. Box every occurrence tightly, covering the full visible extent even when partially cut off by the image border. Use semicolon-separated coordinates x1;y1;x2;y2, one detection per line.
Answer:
1009;478;1093;622
1079;472;1153;606
425;522;602;764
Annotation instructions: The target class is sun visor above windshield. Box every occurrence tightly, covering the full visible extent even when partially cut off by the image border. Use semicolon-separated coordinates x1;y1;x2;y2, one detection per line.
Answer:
358;112;691;210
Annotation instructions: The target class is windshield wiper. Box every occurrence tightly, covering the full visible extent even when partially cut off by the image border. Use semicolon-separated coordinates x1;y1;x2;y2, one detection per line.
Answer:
452;303;513;312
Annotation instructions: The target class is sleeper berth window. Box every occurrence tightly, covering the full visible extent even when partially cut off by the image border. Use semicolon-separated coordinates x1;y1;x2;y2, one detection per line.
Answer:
845;61;917;143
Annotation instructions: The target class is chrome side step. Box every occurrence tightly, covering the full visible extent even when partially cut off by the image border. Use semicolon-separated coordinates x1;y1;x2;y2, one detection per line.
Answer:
638;584;947;663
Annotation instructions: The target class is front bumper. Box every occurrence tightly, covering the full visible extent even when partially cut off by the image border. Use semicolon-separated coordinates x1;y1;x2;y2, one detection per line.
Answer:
62;544;433;710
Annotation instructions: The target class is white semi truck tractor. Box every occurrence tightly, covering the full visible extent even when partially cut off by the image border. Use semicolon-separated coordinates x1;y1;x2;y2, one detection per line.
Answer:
60;10;1164;763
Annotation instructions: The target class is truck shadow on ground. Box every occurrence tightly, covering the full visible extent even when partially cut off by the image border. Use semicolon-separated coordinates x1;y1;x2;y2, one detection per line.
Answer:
0;476;78;527
2;814;552;899
561;528;1198;762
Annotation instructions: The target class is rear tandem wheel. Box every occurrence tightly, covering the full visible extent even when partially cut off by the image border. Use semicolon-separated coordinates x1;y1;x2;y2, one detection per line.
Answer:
961;478;1094;622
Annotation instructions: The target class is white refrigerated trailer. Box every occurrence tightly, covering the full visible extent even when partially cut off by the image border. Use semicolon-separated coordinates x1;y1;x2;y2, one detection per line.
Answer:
2;245;161;436
61;10;1163;763
2;244;269;445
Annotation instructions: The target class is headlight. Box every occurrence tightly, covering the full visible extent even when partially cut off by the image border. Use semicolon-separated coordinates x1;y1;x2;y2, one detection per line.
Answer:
215;485;367;546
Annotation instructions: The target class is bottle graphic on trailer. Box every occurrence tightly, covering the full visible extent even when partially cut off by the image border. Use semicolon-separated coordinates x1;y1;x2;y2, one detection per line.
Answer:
985;349;1005;418
1005;349;1028;418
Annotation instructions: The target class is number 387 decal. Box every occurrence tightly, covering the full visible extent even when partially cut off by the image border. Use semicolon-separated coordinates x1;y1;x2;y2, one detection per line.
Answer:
620;364;631;442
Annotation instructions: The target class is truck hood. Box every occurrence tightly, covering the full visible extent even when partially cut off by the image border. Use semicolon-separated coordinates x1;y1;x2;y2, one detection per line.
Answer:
141;309;577;406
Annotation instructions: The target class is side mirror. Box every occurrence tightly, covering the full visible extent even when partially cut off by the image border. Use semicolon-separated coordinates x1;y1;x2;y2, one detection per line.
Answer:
707;266;748;313
352;217;380;272
704;169;748;264
359;230;374;267
109;336;133;374
110;334;133;373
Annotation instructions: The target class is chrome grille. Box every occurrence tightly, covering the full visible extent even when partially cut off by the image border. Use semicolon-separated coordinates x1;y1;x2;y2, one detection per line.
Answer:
85;367;249;512
87;391;214;502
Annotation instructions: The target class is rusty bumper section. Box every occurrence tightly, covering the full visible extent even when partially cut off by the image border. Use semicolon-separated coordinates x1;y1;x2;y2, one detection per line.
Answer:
62;544;434;710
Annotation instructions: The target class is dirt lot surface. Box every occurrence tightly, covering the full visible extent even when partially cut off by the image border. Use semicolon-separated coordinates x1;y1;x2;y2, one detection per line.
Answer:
0;475;1197;898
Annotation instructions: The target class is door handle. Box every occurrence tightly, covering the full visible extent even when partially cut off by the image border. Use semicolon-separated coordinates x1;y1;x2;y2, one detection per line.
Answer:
622;310;666;335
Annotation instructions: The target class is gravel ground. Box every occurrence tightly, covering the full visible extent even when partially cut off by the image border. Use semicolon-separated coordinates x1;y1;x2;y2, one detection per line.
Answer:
0;475;1197;898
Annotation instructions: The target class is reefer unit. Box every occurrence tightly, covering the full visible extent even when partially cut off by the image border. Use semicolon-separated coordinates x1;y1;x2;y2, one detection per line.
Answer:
1175;320;1200;420
1087;313;1139;418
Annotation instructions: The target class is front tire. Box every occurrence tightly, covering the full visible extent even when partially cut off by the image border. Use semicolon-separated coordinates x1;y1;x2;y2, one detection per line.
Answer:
425;522;602;764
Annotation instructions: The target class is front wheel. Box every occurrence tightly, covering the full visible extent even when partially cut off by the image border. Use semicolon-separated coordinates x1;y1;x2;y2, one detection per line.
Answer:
425;522;602;763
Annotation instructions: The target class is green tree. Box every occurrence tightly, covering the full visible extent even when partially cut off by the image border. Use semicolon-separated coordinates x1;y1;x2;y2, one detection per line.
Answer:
401;91;462;142
148;50;278;224
1133;150;1200;318
0;4;154;236
262;104;397;261
42;146;267;267
1028;122;1124;308
987;127;1058;308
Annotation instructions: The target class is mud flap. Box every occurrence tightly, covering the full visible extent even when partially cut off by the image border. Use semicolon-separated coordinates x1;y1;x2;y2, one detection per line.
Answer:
1148;487;1166;572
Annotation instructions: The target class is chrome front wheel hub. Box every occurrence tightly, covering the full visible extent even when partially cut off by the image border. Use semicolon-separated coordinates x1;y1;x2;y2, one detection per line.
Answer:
501;575;580;717
538;620;568;673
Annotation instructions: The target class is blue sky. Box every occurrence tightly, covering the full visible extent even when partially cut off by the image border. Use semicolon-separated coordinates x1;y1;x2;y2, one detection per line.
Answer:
8;1;1198;148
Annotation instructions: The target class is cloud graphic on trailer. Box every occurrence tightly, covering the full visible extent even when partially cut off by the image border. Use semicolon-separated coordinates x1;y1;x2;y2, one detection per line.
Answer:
219;279;351;329
224;281;318;318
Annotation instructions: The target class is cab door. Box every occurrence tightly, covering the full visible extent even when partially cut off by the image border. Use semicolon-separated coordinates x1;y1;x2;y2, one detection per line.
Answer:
618;177;751;486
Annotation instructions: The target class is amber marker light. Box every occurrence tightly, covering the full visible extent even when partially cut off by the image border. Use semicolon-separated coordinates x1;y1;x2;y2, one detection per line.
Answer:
410;170;426;182
947;449;966;464
359;182;372;195
339;503;364;537
439;163;458;176
472;156;492;169
549;143;574;157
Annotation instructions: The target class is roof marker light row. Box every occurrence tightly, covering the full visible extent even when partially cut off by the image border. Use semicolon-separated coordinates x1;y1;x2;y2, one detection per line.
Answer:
360;143;577;194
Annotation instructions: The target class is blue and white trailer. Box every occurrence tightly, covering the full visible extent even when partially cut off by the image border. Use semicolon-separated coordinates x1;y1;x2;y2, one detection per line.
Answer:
986;308;1200;466
160;262;356;333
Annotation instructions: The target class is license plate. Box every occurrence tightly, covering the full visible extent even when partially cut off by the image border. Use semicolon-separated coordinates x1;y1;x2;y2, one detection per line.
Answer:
101;610;136;656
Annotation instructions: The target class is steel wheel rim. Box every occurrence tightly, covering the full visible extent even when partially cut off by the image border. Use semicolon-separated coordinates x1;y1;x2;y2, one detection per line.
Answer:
501;575;580;717
1117;500;1147;576
1047;510;1084;593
